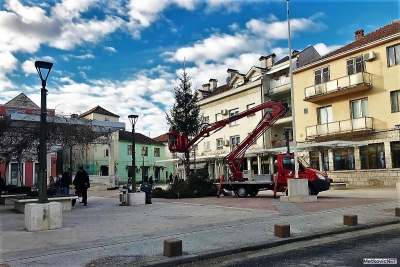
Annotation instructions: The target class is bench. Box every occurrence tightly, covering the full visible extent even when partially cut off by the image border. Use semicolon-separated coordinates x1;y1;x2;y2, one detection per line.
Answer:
330;182;349;190
9;195;79;213
0;194;27;205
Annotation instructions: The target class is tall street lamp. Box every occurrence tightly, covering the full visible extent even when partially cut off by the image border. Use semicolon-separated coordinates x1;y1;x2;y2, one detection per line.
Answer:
35;60;53;203
141;147;146;183
128;115;139;192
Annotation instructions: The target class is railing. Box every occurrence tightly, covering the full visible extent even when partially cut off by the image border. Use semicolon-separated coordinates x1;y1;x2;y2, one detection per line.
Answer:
304;72;371;100
280;106;292;119
306;117;374;139
269;76;290;95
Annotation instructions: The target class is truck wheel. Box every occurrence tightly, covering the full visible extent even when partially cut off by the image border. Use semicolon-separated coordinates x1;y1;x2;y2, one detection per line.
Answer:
308;185;317;195
249;189;259;197
236;186;248;198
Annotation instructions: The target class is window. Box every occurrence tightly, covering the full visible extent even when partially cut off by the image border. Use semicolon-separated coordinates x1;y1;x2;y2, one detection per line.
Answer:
105;116;110;121
216;138;223;148
104;149;109;157
204;141;210;151
229;108;239;126
230;135;240;147
387;44;400;67
317;106;333;124
141;146;148;156
360;143;385;169
390;90;400;112
72;152;76;160
79;151;84;159
314;66;329;85
333;148;355;170
6;109;25;115
247;103;256;116
346;56;364;75
390;141;400;168
351;98;368;119
127;145;132;155
154;148;160;157
282;157;295;170
203;116;210;123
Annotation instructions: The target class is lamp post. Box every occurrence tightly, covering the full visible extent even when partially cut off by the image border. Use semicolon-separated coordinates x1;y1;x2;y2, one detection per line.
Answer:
35;60;53;203
128;115;139;192
141;147;146;183
287;0;299;179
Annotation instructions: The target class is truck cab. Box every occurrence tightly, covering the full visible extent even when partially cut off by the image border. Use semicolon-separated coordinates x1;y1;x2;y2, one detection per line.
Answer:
275;154;330;195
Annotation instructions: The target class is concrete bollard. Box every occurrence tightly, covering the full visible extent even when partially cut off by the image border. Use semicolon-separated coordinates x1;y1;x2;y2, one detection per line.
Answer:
395;207;400;217
274;224;290;238
343;214;358;226
163;238;182;257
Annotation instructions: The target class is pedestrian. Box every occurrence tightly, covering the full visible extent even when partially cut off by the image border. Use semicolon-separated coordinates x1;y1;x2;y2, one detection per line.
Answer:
174;174;179;183
61;168;73;195
0;171;6;196
149;175;153;185
140;176;152;204
169;173;173;184
72;166;90;206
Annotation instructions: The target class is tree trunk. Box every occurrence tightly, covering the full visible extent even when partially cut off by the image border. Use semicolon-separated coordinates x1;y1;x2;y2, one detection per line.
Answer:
184;150;191;183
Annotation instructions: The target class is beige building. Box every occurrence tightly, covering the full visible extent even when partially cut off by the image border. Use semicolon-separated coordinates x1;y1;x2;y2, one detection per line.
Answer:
192;47;320;180
292;21;400;186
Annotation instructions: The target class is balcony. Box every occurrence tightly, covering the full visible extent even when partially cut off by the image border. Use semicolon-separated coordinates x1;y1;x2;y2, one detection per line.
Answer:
268;76;290;95
306;117;374;140
304;72;372;102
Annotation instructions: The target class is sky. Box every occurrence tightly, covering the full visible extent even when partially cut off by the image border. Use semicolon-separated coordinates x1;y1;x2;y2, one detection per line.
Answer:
0;0;399;138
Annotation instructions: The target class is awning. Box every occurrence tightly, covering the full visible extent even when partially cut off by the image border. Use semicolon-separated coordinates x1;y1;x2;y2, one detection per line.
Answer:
177;163;207;170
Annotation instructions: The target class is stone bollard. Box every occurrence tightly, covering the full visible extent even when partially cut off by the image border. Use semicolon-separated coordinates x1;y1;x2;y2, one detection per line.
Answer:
395;207;400;217
163;238;182;257
274;224;290;238
343;214;358;226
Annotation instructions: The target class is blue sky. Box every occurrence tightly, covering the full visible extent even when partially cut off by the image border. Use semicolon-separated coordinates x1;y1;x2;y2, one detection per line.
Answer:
0;0;398;137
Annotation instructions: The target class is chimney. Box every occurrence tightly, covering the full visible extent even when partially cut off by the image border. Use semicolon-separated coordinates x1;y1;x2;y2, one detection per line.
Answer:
202;83;210;91
259;53;276;69
354;29;364;41
209;78;218;90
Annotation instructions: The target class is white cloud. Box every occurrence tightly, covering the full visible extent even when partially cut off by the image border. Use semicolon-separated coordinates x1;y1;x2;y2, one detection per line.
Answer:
77;66;93;70
313;43;342;56
21;60;36;76
0;0;124;55
163;33;265;64
61;53;95;61
246;15;326;40
204;0;241;14
0;52;18;91
125;0;196;38
104;46;117;53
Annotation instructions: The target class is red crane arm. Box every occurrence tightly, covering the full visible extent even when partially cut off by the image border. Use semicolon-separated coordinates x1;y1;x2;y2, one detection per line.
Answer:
167;100;287;179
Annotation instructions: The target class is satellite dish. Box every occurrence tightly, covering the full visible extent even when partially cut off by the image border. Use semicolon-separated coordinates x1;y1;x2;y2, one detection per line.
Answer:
226;76;232;83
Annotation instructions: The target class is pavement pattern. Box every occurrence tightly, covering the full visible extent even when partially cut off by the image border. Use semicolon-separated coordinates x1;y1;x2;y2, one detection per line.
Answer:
0;186;399;267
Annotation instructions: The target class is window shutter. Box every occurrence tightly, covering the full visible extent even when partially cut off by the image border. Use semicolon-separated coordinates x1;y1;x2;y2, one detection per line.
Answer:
322;67;329;82
314;69;322;84
347;59;354;75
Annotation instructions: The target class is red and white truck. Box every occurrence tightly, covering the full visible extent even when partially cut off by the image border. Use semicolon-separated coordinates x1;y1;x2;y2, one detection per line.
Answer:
167;101;330;197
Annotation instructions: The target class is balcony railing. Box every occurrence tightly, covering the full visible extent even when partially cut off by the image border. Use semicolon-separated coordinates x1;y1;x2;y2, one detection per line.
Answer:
269;76;290;95
304;72;372;102
306;117;374;139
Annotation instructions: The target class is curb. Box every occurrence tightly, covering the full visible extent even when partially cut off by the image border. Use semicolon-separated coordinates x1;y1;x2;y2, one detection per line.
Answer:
135;219;399;267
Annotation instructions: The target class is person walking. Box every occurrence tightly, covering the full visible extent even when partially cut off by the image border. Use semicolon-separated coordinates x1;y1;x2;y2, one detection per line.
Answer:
72;166;90;206
169;173;173;184
149;175;153;185
61;168;72;195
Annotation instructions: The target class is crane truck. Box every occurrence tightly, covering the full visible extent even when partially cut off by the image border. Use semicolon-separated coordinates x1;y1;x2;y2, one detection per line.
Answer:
167;100;330;198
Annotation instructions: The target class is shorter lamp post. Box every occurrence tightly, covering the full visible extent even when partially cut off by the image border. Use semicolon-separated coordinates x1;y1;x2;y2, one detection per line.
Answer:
128;115;139;192
35;60;53;203
141;147;146;183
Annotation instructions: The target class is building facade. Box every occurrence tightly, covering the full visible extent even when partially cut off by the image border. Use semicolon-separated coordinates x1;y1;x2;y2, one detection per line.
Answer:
293;21;400;186
0;93;57;186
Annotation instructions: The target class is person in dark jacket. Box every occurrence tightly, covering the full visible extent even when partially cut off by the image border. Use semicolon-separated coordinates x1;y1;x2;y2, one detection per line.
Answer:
140;176;152;204
61;168;72;195
0;171;6;196
72;166;90;206
149;175;153;185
